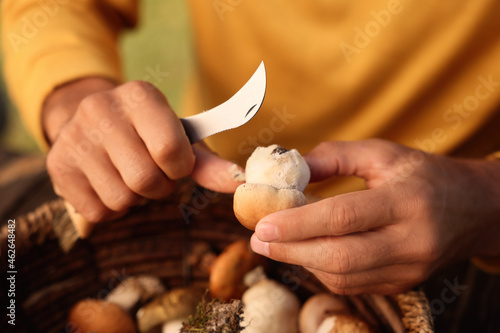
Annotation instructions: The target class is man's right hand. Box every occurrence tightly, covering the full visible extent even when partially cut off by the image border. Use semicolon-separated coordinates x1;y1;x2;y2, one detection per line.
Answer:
43;77;242;222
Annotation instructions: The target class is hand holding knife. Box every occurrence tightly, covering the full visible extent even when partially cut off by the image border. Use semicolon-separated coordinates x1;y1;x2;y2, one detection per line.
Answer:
67;61;267;239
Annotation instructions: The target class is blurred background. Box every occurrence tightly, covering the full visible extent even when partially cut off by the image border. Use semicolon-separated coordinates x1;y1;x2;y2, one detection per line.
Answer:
0;0;193;154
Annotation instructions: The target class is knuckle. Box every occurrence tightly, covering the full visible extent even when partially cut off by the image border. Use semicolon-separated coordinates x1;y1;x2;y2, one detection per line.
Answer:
409;228;442;264
46;148;78;179
152;142;178;161
317;141;335;151
151;143;193;179
269;243;290;263
328;201;357;235
57;122;81;144
81;205;109;223
366;139;404;167
121;81;162;105
125;80;157;92
327;273;350;290
105;190;137;212
79;93;112;118
329;244;353;274
316;141;343;157
327;285;350;295
125;168;162;195
46;151;63;178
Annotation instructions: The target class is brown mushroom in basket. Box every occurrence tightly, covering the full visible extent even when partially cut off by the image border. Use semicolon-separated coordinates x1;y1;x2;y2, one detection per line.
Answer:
316;314;373;333
234;145;310;230
241;266;300;333
68;299;137;333
299;293;351;333
136;287;202;333
209;239;264;301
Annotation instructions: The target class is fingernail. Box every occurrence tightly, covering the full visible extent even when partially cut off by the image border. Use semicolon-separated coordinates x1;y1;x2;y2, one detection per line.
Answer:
256;222;280;242
227;163;245;182
250;234;270;256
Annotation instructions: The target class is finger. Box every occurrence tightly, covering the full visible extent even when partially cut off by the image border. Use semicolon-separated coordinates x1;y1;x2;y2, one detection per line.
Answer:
78;148;144;212
255;187;398;242
304;263;427;293
250;230;400;274
117;81;195;180
191;143;245;193
102;119;175;199
304;140;403;183
47;157;118;223
308;268;412;295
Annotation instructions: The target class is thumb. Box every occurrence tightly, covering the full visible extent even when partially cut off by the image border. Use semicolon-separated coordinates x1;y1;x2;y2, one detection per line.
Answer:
190;143;245;193
304;139;402;183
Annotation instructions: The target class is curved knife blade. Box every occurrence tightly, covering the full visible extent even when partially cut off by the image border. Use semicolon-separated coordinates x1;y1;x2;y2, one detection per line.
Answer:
180;61;266;143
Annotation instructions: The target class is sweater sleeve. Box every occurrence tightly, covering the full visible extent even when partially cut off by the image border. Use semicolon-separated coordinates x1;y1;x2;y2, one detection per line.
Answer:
1;0;138;150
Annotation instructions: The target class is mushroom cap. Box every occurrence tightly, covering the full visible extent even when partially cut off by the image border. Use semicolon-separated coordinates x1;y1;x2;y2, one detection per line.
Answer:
241;279;300;333
234;183;306;230
68;299;136;333
209;240;263;301
316;314;373;333
299;293;350;333
136;288;202;333
162;319;184;333
245;145;310;192
106;275;165;312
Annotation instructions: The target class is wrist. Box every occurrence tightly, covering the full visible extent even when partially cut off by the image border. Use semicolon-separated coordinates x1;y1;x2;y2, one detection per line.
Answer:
467;157;500;259
42;77;117;145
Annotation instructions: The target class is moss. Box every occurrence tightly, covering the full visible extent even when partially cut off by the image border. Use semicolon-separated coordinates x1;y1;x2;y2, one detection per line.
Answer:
181;297;243;333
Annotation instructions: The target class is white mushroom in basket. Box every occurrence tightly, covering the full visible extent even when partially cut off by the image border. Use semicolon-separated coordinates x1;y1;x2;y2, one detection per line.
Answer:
106;275;166;313
161;319;184;333
234;145;311;230
241;266;300;333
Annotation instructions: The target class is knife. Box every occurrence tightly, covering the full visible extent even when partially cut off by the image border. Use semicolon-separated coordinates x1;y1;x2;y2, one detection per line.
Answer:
181;61;266;143
64;61;267;244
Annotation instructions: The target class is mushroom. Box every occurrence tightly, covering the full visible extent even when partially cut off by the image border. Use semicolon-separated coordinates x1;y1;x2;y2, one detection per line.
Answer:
234;145;310;230
136;288;202;333
299;293;351;333
187;242;217;275
162;319;184;333
234;183;306;230
245;145;310;191
68;299;136;333
209;239;264;301
243;265;267;287
316;314;373;333
106;275;166;313
241;278;300;333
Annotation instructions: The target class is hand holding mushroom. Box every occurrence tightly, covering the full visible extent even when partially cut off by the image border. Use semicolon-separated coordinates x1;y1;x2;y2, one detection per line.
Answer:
248;140;500;295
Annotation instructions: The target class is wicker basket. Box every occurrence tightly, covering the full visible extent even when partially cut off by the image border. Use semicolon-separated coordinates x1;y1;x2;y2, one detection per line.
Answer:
0;180;433;333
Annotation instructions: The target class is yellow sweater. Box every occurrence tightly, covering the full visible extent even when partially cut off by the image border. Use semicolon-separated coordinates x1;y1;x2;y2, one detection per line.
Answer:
2;0;500;199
